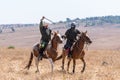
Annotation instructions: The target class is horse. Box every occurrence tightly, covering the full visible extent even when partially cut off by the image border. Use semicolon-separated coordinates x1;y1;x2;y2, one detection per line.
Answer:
56;31;92;73
25;31;63;73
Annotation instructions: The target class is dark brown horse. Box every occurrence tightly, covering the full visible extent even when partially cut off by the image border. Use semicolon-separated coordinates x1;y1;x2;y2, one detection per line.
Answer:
56;31;92;73
25;31;63;73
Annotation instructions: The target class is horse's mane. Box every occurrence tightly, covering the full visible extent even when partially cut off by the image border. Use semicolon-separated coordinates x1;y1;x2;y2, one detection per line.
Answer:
71;33;83;50
51;36;55;47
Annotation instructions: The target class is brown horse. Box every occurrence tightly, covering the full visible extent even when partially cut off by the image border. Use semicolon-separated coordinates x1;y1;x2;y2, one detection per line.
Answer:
56;31;92;73
25;31;63;73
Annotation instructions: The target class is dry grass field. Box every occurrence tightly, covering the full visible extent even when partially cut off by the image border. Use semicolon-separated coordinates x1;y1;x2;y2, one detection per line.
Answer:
0;25;120;80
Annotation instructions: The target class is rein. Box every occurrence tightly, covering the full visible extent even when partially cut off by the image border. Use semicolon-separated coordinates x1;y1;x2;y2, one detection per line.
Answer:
77;43;89;55
50;37;57;51
75;36;90;55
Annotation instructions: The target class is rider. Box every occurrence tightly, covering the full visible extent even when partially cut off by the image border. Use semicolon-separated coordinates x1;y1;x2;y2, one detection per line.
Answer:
63;22;81;58
38;16;52;60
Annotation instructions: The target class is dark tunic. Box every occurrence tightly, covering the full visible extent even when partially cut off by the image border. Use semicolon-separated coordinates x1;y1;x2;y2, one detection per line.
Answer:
39;21;51;42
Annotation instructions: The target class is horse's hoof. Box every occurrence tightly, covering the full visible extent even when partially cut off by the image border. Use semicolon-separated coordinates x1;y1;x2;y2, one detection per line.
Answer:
73;71;75;74
66;70;69;74
62;69;66;73
62;68;65;71
81;70;84;73
62;69;65;71
61;66;64;70
35;70;39;73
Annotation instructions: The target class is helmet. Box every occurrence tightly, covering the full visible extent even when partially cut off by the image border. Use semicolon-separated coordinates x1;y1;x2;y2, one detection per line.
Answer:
71;22;76;28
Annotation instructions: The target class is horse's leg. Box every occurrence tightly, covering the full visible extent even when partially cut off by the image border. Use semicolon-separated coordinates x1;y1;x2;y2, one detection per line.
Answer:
80;57;86;73
62;55;65;71
67;58;72;72
48;58;54;73
73;59;76;73
35;57;39;73
61;50;67;71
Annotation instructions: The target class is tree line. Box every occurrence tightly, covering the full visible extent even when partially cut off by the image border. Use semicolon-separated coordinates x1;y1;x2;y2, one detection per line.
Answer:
64;15;120;27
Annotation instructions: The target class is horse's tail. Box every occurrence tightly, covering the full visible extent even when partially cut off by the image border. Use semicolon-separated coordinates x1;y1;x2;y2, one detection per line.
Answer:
56;54;62;60
24;52;33;70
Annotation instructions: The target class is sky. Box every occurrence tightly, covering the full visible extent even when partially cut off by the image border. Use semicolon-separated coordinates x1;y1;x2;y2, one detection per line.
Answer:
0;0;120;24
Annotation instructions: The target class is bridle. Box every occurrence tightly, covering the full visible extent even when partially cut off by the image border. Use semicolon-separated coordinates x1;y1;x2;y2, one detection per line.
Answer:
76;33;91;53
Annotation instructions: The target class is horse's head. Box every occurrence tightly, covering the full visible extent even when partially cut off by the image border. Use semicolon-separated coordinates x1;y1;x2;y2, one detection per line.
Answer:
52;31;63;44
78;31;92;44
